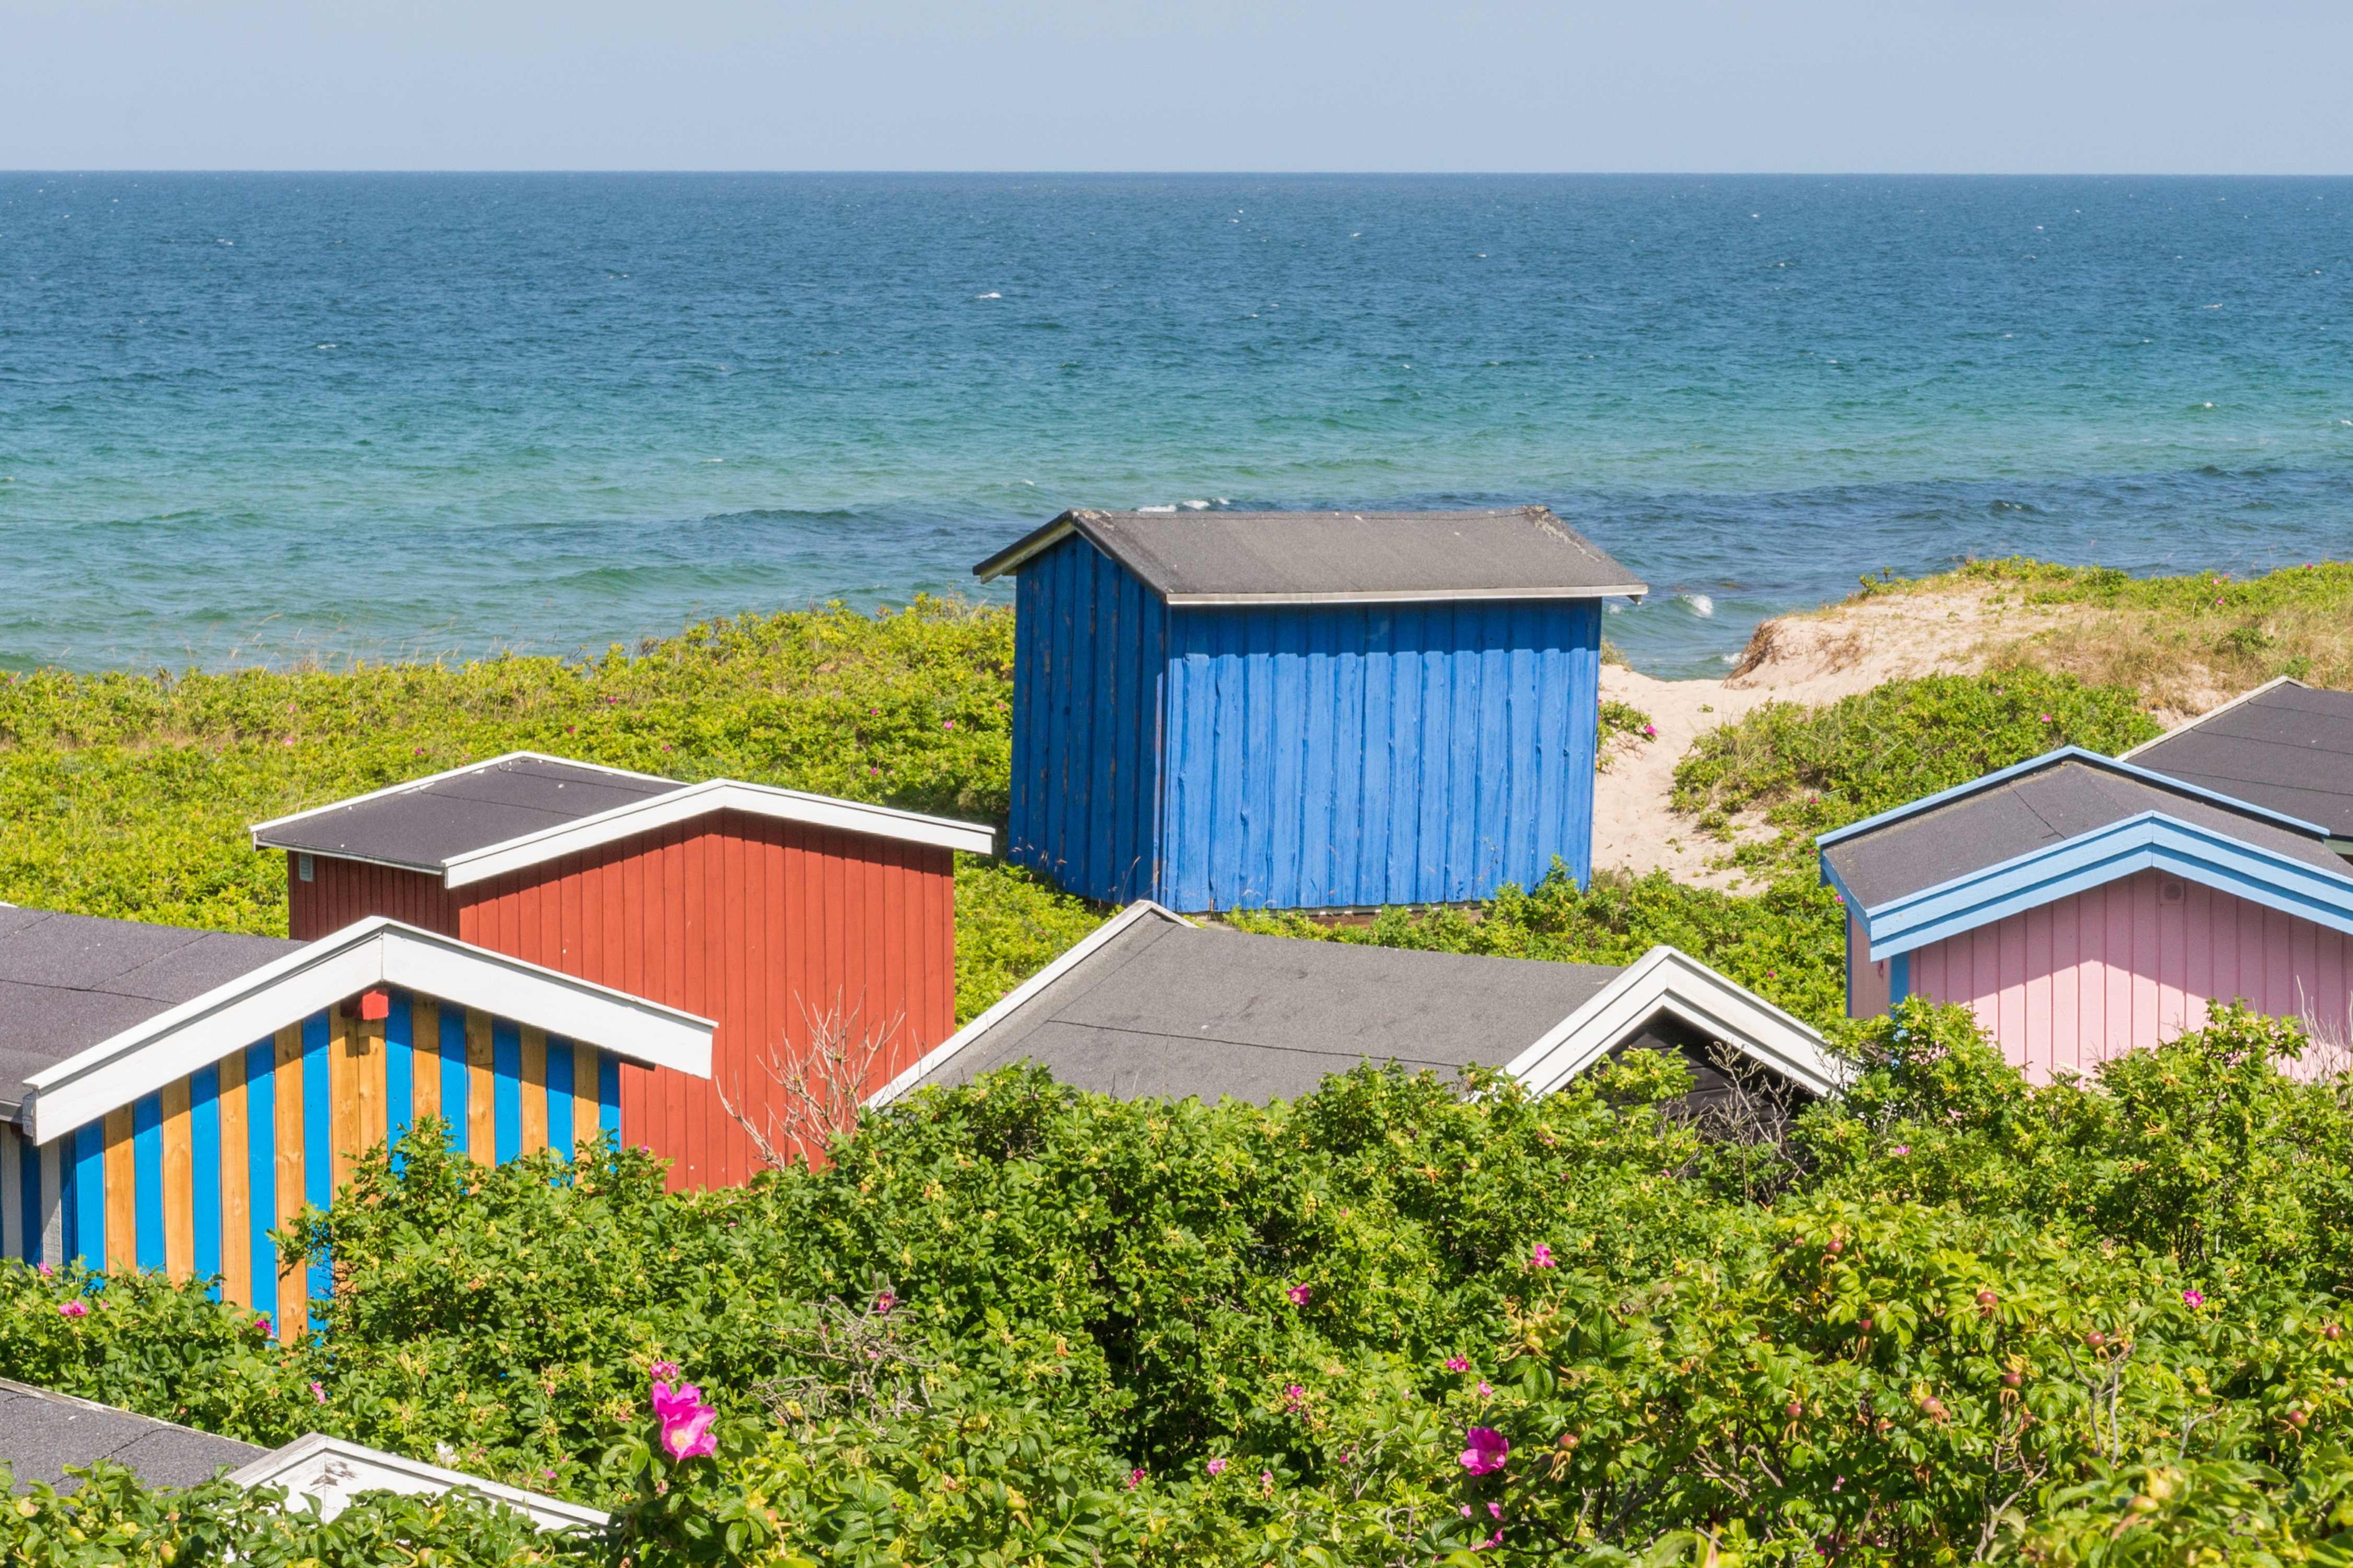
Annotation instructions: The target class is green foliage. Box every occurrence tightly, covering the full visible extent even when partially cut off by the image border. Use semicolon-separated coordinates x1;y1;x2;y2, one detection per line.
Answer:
20;1005;2353;1561
1597;701;1655;771
1671;670;2160;843
1230;867;1847;1028
0;600;1100;1020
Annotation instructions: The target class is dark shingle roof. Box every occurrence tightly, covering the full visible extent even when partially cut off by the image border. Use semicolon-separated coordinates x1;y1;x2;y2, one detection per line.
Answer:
899;913;1624;1105
2131;682;2353;841
252;754;685;873
1823;757;2353;911
0;1379;265;1495
0;909;300;1113
973;507;1647;604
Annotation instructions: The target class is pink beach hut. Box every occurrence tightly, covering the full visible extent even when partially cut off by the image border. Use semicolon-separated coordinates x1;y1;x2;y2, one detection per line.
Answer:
1820;748;2353;1081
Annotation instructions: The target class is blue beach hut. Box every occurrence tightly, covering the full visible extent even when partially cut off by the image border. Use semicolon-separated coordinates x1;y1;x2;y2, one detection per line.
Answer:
976;507;1648;911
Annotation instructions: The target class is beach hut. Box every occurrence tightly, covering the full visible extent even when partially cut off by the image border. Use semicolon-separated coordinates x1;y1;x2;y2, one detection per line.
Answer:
871;901;1836;1110
250;753;995;1190
1820;748;2353;1079
0;907;713;1337
974;507;1647;911
2124;677;2353;862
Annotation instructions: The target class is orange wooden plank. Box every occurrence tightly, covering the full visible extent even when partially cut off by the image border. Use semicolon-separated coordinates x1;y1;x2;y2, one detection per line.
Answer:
411;997;442;1131
161;1077;193;1283
520;1026;549;1154
103;1107;137;1275
465;1008;495;1167
358;1009;387;1160
218;1049;251;1311
273;1023;305;1343
330;1008;359;1193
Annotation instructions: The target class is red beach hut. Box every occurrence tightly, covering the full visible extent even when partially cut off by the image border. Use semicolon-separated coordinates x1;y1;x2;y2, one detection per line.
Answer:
251;753;994;1188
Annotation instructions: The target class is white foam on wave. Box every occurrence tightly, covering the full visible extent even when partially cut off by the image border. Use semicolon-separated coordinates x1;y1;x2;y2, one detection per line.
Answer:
1137;504;1177;513
975;291;1002;299
1681;593;1715;617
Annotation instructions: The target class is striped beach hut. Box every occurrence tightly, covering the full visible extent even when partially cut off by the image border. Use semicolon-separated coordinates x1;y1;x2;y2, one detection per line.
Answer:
250;754;993;1190
976;507;1647;911
0;908;712;1336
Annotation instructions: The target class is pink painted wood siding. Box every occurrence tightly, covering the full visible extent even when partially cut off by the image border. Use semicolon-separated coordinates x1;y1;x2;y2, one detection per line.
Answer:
1904;868;2353;1081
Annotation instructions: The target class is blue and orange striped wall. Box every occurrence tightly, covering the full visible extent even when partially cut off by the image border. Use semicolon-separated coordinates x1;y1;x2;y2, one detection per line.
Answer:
1;989;622;1340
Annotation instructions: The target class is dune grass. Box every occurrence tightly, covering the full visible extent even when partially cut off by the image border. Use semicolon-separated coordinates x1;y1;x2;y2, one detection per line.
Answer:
0;598;1101;1021
1839;556;2353;712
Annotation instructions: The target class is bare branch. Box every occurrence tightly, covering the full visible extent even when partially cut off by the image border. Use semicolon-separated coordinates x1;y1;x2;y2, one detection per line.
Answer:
716;995;904;1171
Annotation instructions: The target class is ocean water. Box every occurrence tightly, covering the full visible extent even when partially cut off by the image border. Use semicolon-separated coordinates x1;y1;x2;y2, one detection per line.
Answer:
2;173;2348;678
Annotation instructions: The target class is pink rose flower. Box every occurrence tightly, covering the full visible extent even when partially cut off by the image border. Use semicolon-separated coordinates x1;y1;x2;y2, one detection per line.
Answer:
310;1380;327;1404
2183;1289;2206;1309
649;1360;681;1382
1459;1426;1509;1476
873;1290;896;1316
1529;1243;1556;1270
652;1378;719;1461
1206;1456;1228;1477
57;1299;87;1319
1286;1283;1311;1306
1445;1356;1471;1372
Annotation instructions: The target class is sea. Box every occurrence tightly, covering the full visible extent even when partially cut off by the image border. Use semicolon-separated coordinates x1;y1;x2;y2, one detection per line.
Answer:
2;173;2348;678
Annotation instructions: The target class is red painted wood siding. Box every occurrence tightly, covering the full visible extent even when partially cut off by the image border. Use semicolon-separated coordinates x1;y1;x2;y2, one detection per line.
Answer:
449;812;956;1190
1907;868;2353;1083
288;855;464;940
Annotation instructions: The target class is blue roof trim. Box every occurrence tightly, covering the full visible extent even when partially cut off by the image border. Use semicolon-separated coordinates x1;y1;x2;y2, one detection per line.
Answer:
1854;809;2353;960
1813;746;2332;851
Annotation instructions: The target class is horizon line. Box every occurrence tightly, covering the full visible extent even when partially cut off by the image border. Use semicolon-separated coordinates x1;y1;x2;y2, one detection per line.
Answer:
9;168;2353;180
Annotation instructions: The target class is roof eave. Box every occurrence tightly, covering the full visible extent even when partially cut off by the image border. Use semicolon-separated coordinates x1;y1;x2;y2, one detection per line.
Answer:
2118;675;2313;761
1160;584;1650;606
248;751;681;853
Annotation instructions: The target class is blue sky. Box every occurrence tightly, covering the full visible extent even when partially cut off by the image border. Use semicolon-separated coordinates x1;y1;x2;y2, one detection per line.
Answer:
8;0;2351;172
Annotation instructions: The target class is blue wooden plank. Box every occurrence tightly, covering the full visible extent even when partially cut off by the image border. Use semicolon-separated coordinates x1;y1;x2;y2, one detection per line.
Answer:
1266;609;1306;907
69;1120;104;1269
546;1035;576;1161
132;1094;164;1274
1359;609;1395;905
1330;608;1368;905
1164;612;1212;910
1007;569;1037;867
1387;607;1426;902
1137;587;1170;904
1533;618;1568;881
1421;606;1460;903
301;1011;331;1323
191;1064;222;1296
1298;606;1338;906
493;1020;522;1164
598;1050;623;1146
17;1136;37;1263
385;991;414;1168
1085;546;1119;901
440;1003;469;1154
1209;609;1249;909
1562;602;1601;887
1502;602;1542;887
1474;605;1512;897
244;1040;276;1328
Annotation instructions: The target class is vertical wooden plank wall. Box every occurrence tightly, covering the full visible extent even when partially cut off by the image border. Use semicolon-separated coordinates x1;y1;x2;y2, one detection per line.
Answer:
459;816;956;1193
36;995;621;1336
1158;595;1601;912
286;855;463;941
1907;868;2353;1083
1006;535;1170;904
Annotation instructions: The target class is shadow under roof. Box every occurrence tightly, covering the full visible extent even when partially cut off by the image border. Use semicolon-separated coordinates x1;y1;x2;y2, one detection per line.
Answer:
2131;682;2353;842
0;907;300;1114
253;754;685;873
1823;756;2353;912
1;1378;265;1495
898;913;1625;1106
973;507;1648;604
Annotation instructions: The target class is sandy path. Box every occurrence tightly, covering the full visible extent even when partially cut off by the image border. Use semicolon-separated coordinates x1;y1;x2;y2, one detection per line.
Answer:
1592;585;2080;887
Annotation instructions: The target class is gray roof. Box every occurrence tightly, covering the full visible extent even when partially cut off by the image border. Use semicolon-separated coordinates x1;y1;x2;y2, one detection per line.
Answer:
0;908;300;1114
1823;756;2353;911
253;754;685;873
2133;682;2353;841
1;1378;265;1495
973;507;1648;604
901;912;1624;1105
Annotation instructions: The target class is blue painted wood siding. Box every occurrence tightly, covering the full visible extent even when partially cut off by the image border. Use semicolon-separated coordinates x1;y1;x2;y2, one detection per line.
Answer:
1007;536;1168;903
1009;535;1605;911
1160;598;1601;910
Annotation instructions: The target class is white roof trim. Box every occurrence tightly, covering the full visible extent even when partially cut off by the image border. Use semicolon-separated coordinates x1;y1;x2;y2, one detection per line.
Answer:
21;918;714;1144
1504;946;1844;1100
248;751;675;847
864;900;1191;1108
973;518;1077;582
441;778;995;888
1159;585;1649;606
2119;676;2311;761
229;1432;609;1531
